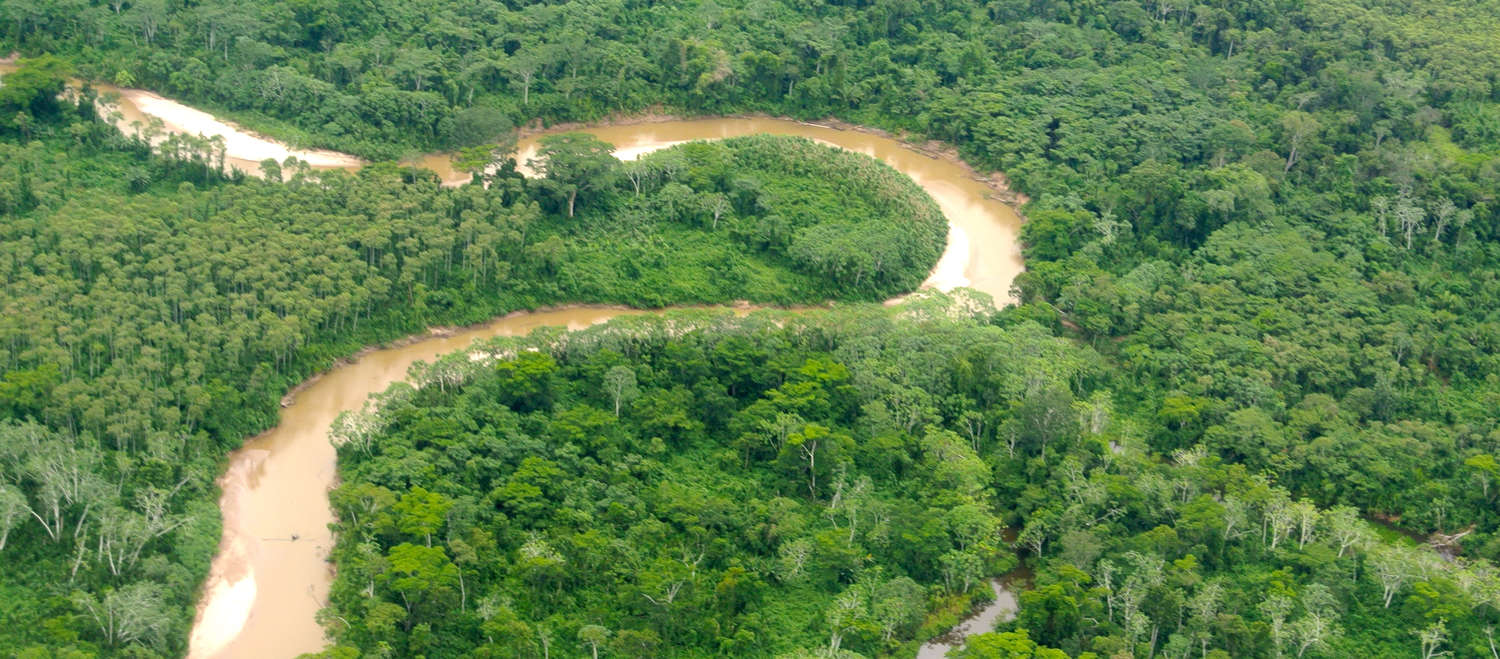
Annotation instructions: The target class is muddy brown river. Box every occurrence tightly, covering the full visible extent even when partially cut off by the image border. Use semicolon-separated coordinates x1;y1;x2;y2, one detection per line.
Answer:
3;60;1025;657
186;308;649;658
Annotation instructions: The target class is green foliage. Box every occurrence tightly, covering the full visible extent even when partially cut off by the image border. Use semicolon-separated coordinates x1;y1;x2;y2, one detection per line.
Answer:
326;301;1076;657
448;105;513;149
6;0;1500;654
0;105;940;653
530;132;619;217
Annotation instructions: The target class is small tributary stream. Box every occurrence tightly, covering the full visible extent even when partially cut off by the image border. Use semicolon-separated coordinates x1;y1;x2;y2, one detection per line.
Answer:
915;573;1027;658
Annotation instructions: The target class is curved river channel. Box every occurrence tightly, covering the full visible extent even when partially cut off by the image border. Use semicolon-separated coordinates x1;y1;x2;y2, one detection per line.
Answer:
0;60;1025;658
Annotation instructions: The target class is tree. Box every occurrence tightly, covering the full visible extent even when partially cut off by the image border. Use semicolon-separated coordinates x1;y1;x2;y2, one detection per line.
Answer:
136;0;166;44
1280;111;1321;173
1014;384;1078;461
449;106;515;150
1369;546;1414;608
530;133;619;217
872;577;925;643
1290;585;1341;658
1371;195;1392;236
705;192;732;229
451;140;517;181
380;543;459;623
825;583;868;655
1322;506;1372;557
621;160;654;196
1017;514;1052;558
1419;619;1450;659
783;422;851;499
505;51;543;106
603;366;639;417
1395;193;1426;250
0;482;25;551
1291;498;1319;548
955;630;1069;658
1186;580;1224;657
1019;583;1083;647
72;582;171;648
0;57;68;114
449;537;478;611
939;550;984;594
776;537;815;583
259;158;282;182
392;47;441;91
611;628;661;657
393;486;452;546
1260;594;1293;659
578;624;611;659
1465;455;1499;501
1428;198;1456;244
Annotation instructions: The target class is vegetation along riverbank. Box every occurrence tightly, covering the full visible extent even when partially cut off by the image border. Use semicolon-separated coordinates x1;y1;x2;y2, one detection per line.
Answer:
3;0;1500;655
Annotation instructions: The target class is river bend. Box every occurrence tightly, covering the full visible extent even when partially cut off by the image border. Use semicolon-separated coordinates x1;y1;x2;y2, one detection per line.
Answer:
0;60;1025;658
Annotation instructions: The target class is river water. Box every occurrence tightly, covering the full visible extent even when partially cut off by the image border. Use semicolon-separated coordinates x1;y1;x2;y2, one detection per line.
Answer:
915;576;1024;658
0;60;360;172
3;60;1025;657
186;308;647;658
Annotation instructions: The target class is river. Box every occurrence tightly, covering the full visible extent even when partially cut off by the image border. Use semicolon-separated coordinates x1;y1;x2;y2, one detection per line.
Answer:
2;59;1025;657
915;578;1021;659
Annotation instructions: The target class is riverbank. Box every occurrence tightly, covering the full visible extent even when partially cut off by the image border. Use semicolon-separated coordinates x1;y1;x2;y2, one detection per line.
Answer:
7;56;1029;211
274;300;781;409
183;126;1004;656
0;66;1035;655
121;87;362;168
916;577;1022;658
514;109;1030;206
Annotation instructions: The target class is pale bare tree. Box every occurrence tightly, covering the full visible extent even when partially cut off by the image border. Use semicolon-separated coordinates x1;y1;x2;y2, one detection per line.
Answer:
1323;505;1372;557
621;160;651;195
776;538;814;583
1420;619;1450;659
1291;585;1341;658
1188;580;1225;657
1371;195;1391;236
1281;111;1321;173
1259;594;1293;658
761;413;803;455
1291;608;1338;658
1264;492;1295;549
603;366;638;417
0;482;25;551
1431;198;1457;244
73;582;171;648
1292;499;1319;548
578;625;610;659
1396;194;1425;249
706;193;732;230
1370;545;1415;608
507;51;541;106
826;586;865;654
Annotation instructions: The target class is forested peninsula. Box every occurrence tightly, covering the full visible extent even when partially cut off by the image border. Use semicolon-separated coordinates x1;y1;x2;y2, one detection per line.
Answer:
0;67;943;654
4;0;1500;656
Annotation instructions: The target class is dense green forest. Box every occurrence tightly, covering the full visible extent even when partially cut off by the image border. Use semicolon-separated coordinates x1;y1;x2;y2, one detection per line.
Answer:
5;0;1500;655
0;58;942;655
326;302;1500;657
323;301;1038;657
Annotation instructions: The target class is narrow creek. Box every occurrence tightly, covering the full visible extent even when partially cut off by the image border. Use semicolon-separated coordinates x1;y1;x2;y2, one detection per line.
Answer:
1;60;1027;658
915;577;1022;659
